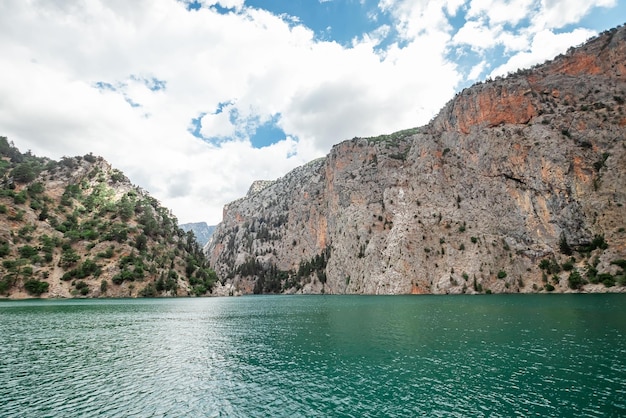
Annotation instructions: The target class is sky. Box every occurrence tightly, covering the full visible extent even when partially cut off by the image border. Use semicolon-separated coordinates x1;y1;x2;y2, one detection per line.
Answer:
0;0;624;225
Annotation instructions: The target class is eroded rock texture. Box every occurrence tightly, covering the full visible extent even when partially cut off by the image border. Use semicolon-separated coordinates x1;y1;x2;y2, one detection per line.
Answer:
208;26;626;294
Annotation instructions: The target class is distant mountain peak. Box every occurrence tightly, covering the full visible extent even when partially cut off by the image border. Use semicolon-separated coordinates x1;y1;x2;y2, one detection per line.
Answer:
179;222;216;247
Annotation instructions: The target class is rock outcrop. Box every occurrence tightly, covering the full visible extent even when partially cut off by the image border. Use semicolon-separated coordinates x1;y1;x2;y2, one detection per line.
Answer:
207;25;626;295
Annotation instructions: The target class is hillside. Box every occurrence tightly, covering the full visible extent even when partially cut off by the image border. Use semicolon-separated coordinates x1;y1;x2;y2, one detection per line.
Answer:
0;138;217;298
207;25;626;295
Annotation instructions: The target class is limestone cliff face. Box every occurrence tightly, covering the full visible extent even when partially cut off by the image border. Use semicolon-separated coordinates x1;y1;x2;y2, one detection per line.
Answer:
207;26;626;295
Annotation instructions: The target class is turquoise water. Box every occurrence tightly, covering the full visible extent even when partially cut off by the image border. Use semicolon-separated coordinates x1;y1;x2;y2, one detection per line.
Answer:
0;295;624;417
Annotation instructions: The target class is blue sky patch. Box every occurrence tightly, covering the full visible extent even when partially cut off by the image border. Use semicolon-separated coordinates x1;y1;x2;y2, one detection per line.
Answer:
145;77;167;91
128;75;167;91
182;0;239;13
183;0;202;11
188;112;206;138
125;97;141;108
214;101;232;114
249;114;286;148
187;102;240;144
572;3;626;34
94;81;116;92
187;110;286;149
246;0;392;46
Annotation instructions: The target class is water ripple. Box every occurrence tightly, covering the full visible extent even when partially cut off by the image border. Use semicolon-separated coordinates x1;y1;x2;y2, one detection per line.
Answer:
1;295;625;417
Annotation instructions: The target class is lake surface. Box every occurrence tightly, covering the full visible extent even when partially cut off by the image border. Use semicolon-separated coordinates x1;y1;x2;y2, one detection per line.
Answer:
0;294;624;417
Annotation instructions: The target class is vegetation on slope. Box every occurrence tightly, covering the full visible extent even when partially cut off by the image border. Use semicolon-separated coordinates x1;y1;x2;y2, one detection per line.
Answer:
0;137;216;298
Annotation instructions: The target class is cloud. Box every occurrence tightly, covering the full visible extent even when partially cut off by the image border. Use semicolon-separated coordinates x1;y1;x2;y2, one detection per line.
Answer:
0;0;320;223
466;0;535;26
489;27;597;77
452;0;615;55
468;60;487;80
378;0;457;39
0;0;619;224
446;0;614;81
531;0;616;31
453;18;503;51
182;0;245;10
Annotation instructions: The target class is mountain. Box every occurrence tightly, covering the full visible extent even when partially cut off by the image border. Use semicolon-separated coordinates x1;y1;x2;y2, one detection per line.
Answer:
0;138;217;298
207;25;626;295
179;222;215;247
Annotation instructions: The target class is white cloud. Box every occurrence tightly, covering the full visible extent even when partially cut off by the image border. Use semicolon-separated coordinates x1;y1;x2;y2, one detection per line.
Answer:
378;0;457;39
453;18;502;50
489;28;597;77
532;0;616;31
0;0;618;225
182;0;245;10
453;0;615;56
468;60;487;80
445;0;466;16
358;24;391;47
200;108;238;140
0;0;461;224
466;0;534;26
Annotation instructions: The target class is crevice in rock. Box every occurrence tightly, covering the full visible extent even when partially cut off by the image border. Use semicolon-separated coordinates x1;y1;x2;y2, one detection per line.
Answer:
502;173;526;186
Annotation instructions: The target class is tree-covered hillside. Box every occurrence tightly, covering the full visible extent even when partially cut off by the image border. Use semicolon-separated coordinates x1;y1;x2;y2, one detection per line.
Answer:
0;137;216;298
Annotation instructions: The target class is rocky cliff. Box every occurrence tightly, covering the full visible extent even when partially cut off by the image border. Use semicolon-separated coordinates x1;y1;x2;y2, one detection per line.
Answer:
207;25;626;295
0;138;216;298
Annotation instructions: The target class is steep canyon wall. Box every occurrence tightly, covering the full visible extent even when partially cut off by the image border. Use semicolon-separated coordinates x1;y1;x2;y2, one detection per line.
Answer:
208;26;626;295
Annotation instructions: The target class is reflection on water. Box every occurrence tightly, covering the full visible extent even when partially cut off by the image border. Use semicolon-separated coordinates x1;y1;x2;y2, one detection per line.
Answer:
0;295;625;417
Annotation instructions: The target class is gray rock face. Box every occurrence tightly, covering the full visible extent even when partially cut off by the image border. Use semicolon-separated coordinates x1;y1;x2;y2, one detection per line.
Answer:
207;26;626;294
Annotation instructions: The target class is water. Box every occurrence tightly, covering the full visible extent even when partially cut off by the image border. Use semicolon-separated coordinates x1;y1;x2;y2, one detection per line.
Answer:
0;295;624;417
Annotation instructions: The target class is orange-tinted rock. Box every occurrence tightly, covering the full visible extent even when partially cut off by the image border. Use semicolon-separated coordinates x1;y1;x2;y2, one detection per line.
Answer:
433;26;626;135
208;26;626;295
434;82;538;134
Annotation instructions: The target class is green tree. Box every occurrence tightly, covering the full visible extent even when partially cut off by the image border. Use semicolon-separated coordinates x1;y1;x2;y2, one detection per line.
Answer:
568;270;585;290
28;182;45;195
139;283;157;297
118;194;134;221
61;246;80;267
18;245;38;259
13;190;27;205
559;233;572;256
135;234;148;251
12;162;38;183
24;279;49;296
38;204;49;221
0;243;9;257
